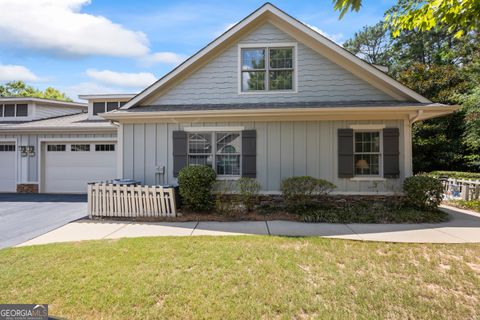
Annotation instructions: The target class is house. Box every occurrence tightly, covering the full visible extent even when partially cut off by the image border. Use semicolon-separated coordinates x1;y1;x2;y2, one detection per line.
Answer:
0;95;131;193
0;3;457;194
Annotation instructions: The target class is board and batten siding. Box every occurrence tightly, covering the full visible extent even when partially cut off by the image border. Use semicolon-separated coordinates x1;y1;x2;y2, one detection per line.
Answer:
121;120;407;193
145;22;393;106
0;132;117;184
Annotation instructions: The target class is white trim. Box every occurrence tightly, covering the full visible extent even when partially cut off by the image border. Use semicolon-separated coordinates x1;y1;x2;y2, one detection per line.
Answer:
349;124;386;130
37;137;117;193
79;94;136;100
186;130;242;178
350;177;387;182
352;129;383;178
117;123;124;180
237;42;298;95
0;97;86;108
120;3;430;110
184;126;245;132
403;119;413;177
0;138;18;192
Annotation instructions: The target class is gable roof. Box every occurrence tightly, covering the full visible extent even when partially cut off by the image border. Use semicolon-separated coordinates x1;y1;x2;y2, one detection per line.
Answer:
120;3;431;110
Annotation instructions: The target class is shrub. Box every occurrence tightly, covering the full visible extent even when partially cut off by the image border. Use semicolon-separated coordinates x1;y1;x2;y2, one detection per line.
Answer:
281;176;336;210
237;177;261;212
178;165;216;212
214;181;239;216
403;175;444;210
427;171;480;180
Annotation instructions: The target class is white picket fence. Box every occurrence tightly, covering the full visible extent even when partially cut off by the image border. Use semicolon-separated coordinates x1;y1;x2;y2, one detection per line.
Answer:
441;178;480;201
88;183;177;218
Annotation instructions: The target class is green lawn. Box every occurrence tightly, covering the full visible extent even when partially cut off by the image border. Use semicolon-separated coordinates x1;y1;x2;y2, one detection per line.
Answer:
1;237;479;319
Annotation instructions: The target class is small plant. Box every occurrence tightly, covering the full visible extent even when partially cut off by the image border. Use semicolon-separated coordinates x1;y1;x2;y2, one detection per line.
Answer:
403;175;444;210
177;165;216;212
214;180;238;216
237;177;261;212
281;176;336;210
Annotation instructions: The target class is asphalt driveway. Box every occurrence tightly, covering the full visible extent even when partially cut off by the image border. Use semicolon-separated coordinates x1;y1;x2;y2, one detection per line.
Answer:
0;193;87;249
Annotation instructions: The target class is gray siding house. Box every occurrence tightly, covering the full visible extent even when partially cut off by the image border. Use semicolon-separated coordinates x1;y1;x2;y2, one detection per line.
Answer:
0;3;457;195
102;3;456;194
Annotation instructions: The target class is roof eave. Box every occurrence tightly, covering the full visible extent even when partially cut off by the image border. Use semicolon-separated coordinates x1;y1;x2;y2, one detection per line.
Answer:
102;105;458;122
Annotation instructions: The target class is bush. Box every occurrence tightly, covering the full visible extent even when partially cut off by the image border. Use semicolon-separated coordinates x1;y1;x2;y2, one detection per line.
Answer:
178;165;217;212
214;180;239;216
237;178;261;212
403;175;444;210
281;176;336;210
427;171;480;180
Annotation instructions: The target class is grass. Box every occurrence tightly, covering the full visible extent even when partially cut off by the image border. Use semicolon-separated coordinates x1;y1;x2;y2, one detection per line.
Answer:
1;237;479;319
447;200;480;213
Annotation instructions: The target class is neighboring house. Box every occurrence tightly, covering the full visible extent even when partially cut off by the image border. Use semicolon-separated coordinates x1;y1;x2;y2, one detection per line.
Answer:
0;95;134;193
0;3;457;194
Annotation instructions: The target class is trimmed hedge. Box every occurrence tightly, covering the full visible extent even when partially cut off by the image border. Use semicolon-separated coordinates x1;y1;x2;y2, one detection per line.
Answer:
403;175;444;210
427;171;480;180
280;176;336;209
178;165;217;212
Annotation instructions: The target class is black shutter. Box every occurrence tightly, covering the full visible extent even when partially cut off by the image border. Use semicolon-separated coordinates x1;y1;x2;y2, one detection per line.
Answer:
173;131;187;177
338;128;354;178
383;128;400;178
242;130;256;178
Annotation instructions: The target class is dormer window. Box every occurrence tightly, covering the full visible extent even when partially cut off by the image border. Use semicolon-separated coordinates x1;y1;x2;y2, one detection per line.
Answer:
0;103;28;117
92;101;127;115
240;45;295;92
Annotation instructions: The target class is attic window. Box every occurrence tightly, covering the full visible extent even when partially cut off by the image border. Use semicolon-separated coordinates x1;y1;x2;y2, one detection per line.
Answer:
240;46;295;92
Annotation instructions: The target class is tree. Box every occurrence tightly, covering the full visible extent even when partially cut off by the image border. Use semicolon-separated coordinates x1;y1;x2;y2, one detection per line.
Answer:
342;13;479;172
333;0;480;38
0;81;72;101
343;22;391;66
459;87;480;169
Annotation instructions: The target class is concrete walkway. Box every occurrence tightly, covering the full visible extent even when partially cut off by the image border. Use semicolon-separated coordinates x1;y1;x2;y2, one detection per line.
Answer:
17;205;480;247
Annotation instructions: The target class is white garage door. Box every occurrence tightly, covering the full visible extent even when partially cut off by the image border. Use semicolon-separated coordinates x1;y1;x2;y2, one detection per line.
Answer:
43;142;117;193
0;143;16;192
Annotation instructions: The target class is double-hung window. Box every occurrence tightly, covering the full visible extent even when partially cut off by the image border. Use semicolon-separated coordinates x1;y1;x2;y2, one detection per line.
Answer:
241;46;294;92
187;132;241;177
354;131;381;176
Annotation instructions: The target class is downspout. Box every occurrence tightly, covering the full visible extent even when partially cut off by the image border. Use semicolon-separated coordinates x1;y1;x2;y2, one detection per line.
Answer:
409;109;424;125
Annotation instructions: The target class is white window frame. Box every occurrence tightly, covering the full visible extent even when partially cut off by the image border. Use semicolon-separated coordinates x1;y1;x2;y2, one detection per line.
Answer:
353;130;383;178
187;131;242;178
238;42;298;94
0;103;28;118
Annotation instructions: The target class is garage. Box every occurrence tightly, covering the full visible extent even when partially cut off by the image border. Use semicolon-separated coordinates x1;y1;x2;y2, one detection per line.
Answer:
0;142;16;192
42;142;117;193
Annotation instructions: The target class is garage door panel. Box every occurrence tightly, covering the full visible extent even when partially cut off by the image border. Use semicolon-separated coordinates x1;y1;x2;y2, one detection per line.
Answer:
43;142;117;193
0;143;16;192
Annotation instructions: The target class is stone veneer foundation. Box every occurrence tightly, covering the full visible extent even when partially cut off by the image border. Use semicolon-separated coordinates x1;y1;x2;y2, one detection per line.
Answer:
16;184;39;193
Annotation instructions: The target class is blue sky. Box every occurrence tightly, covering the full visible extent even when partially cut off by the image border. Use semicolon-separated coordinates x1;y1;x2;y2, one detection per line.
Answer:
0;0;395;100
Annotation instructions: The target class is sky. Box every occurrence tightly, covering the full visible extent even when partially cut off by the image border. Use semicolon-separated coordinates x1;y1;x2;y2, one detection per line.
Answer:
0;0;396;101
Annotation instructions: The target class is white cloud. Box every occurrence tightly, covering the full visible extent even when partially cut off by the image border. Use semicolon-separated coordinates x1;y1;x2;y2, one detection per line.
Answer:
86;69;156;88
0;64;40;82
305;24;344;44
0;0;149;57
143;52;187;66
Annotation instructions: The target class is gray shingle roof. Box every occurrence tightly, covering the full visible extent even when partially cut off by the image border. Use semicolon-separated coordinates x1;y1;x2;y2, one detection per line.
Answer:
0;113;115;131
128;100;433;112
